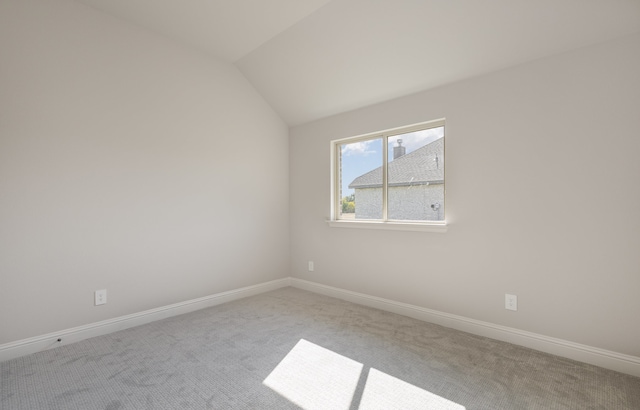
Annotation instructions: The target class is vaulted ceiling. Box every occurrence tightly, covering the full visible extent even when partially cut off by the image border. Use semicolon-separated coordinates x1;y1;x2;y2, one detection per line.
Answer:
77;0;640;126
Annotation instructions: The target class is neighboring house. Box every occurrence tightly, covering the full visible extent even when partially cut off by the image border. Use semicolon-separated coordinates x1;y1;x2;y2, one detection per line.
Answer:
349;137;444;220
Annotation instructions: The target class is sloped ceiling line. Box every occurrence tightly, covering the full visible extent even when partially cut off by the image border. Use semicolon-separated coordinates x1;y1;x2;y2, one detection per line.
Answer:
76;0;640;126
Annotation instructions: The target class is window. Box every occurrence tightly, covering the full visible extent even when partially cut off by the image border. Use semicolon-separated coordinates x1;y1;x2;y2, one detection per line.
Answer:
331;120;445;229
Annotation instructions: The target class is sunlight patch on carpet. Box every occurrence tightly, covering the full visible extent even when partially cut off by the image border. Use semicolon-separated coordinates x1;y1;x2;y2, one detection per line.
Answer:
359;368;465;410
264;339;465;409
263;339;363;410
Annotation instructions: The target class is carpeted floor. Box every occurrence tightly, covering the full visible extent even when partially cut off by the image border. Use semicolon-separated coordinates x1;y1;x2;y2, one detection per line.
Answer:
1;287;639;409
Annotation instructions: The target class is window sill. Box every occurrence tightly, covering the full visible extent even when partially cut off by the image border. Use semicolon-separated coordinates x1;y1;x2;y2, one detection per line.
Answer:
327;220;447;233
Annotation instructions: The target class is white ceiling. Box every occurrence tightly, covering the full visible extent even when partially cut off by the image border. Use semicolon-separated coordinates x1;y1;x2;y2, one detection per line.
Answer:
77;0;640;126
77;0;334;61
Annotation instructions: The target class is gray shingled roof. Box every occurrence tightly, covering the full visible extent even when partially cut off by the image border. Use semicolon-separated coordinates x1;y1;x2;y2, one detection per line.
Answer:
348;137;444;189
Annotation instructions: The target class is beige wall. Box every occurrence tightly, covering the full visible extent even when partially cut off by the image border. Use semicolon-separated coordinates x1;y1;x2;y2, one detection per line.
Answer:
290;33;640;357
0;0;289;344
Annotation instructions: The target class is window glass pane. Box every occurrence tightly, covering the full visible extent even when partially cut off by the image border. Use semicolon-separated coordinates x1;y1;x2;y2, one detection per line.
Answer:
386;127;444;221
339;138;383;220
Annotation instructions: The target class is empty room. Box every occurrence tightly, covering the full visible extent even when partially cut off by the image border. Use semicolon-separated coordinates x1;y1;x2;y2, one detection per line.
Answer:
1;0;639;408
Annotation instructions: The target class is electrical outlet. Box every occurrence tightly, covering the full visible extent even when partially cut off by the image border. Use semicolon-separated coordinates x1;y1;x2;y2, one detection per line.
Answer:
95;289;107;306
308;261;314;272
505;294;517;311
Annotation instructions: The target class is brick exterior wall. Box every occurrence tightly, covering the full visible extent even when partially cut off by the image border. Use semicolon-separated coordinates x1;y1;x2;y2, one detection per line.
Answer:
354;183;444;221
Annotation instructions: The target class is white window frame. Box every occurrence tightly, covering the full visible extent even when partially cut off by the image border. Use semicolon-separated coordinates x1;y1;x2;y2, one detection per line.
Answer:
329;119;447;233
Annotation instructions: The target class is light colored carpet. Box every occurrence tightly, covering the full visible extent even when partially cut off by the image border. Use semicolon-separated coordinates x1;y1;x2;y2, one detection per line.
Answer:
1;287;639;409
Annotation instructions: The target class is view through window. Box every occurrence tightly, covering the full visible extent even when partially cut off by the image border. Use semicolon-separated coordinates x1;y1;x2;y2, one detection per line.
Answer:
335;121;445;222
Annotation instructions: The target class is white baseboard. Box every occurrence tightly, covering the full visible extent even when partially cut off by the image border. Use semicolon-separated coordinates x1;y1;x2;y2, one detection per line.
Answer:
290;278;640;378
0;278;291;363
3;276;639;378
